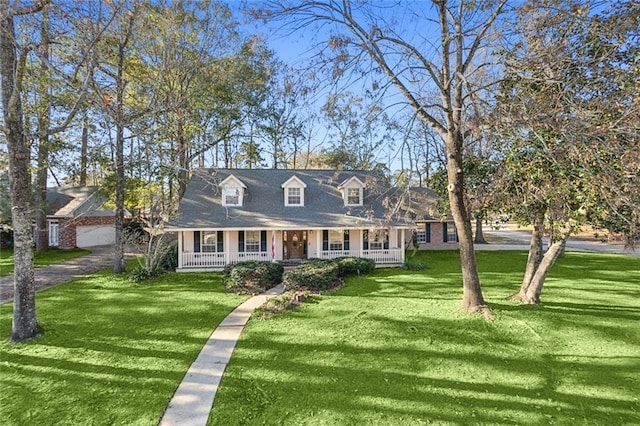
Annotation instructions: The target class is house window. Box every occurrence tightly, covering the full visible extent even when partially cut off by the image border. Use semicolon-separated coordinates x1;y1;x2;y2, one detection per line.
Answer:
329;230;343;251
49;221;59;247
287;187;301;205
201;232;217;252
443;222;458;243
416;223;431;243
223;186;240;206
347;188;361;205
245;230;260;252
368;229;385;250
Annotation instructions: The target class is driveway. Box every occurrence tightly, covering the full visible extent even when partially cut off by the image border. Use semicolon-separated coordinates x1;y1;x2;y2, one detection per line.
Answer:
0;245;116;304
483;228;639;256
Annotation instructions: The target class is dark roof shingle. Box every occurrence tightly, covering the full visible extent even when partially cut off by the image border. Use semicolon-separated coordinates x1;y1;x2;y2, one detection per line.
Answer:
169;169;412;229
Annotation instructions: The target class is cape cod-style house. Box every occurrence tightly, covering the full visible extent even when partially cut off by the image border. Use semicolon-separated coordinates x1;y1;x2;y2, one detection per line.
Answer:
166;168;413;271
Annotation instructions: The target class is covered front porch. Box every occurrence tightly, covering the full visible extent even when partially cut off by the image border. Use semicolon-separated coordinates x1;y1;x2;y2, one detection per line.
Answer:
174;228;406;271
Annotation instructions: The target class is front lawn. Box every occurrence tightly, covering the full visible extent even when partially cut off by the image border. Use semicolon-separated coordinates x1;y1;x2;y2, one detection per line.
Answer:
0;271;246;425
210;251;640;425
0;248;90;277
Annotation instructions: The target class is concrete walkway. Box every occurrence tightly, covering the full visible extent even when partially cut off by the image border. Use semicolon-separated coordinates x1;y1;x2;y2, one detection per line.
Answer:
159;284;285;426
0;245;116;304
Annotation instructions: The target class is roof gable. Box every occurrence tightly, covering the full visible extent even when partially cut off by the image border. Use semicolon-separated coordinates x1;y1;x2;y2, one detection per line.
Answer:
46;186;117;218
280;175;307;188
219;174;247;188
337;176;365;189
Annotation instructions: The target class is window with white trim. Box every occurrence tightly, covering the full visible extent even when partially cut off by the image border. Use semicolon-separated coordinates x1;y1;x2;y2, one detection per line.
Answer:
347;187;361;205
223;186;240;206
201;232;218;252
287;187;301;205
329;230;344;251
416;223;431;243
369;229;385;250
245;230;260;252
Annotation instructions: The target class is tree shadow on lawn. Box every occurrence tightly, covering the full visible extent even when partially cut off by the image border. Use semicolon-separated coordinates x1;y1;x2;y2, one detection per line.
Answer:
0;271;246;426
342;269;489;301
213;328;640;425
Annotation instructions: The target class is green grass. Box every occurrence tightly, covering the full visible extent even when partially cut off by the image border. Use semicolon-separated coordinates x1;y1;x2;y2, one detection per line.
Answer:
0;271;247;425
210;251;640;425
0;248;90;277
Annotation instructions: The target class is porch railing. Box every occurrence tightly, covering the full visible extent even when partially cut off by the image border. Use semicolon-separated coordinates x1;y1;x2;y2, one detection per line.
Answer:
181;249;403;269
181;252;226;268
319;248;404;264
181;251;270;269
228;252;270;263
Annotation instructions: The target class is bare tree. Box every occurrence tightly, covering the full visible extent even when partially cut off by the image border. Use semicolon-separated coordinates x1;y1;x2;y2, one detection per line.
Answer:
254;0;507;315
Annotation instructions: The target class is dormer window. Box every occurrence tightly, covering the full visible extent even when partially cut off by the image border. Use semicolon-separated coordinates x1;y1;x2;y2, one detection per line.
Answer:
338;176;365;207
287;187;301;205
223;187;240;206
347;188;361;205
281;175;307;207
219;175;246;207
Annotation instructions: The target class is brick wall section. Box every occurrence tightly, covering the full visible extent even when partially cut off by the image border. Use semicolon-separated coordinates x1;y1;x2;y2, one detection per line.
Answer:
57;216;116;249
407;222;459;248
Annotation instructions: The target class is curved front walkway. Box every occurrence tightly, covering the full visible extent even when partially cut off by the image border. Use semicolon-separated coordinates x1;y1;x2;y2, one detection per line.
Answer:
159;284;284;426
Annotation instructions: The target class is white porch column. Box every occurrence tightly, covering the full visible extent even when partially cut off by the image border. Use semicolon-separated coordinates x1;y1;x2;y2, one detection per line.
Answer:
177;231;183;269
316;230;321;258
401;229;406;262
225;231;230;264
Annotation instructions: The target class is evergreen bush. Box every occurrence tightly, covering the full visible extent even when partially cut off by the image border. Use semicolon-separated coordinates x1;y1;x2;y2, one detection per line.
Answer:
334;256;375;276
283;258;339;291
224;261;284;294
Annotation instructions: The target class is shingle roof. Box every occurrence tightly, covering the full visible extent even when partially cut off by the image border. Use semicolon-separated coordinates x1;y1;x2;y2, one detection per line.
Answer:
168;168;413;230
407;187;444;221
46;186;117;217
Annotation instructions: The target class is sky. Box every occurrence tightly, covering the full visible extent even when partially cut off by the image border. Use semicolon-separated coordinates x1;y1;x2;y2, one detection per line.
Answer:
229;1;424;172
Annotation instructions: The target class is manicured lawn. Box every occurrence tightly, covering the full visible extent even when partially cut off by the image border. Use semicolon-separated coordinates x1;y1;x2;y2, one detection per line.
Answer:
210;251;640;425
0;248;90;277
0;271;247;425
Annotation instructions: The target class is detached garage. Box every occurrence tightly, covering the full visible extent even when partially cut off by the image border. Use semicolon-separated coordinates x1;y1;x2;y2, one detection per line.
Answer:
76;225;115;248
46;186;129;249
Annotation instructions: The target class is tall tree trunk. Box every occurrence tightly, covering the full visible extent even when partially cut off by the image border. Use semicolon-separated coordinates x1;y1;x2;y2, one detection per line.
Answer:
34;140;49;252
1;0;42;341
177;119;189;197
79;113;88;185
34;6;51;252
514;217;571;304
515;207;545;299
474;212;487;244
446;131;489;316
113;40;126;274
518;238;568;304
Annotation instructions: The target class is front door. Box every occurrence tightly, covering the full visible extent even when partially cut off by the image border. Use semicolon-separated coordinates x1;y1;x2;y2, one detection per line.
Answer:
285;230;305;259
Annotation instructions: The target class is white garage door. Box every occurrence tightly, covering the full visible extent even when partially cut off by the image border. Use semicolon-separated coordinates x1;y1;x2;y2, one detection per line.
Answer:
76;225;115;248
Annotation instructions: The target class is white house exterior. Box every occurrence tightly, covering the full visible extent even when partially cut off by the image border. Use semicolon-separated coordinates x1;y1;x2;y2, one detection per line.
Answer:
166;169;413;271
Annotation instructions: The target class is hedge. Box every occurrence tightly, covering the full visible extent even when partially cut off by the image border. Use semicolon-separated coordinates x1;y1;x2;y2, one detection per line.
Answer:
224;260;284;294
282;258;339;292
334;256;375;277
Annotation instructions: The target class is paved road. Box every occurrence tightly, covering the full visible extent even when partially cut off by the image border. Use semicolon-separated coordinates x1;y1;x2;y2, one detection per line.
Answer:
0;245;116;304
483;228;640;256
